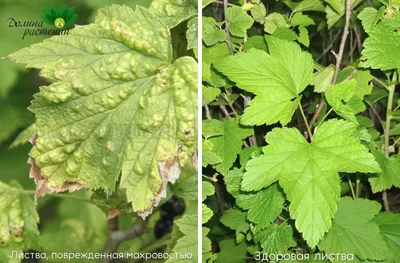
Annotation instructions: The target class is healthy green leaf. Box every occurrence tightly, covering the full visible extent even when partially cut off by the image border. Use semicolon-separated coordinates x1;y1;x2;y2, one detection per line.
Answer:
214;239;247;263
214;37;314;126
236;183;285;229
318;197;387;262
360;11;400;70
202;17;226;46
357;7;385;34
337;67;373;97
325;0;363;29
374;212;400;262
243;119;380;248
253;224;296;254
225;6;254;37
264;13;290;34
149;0;197;29
209;119;253;175
202;227;212;261
326;79;366;123
202;181;215;202
0;181;40;263
290;12;315;27
220;208;250;233
292;0;325;13
311;65;334;93
202;86;221;104
368;150;400;192
8;5;197;218
224;169;284;229
297;26;310;47
202;204;214;224
202;119;224;138
250;3;267;24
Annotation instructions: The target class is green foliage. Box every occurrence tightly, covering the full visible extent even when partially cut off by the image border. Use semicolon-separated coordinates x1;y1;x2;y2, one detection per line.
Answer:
9;4;198;218
202;0;400;261
3;1;197;261
0;181;40;262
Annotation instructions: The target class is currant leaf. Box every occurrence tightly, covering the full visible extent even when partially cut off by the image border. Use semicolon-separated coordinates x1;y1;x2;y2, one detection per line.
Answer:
0;181;40;263
8;5;197;218
214;37;314;126
242;119;380;248
318;197;387;262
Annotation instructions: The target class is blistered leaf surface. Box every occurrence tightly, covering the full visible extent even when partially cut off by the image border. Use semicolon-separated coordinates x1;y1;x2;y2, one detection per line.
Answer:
9;5;198;218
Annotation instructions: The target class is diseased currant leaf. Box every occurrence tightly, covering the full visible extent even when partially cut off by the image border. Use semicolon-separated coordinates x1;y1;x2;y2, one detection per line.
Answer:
374;212;400;262
318;197;387;262
250;2;267;24
149;0;197;29
166;214;198;263
242;119;380;248
220;208;249;233
0;181;40;263
215;37;313;126
368;150;400;192
209;119;253;175
325;79;366;123
8;5;197;218
225;7;254;37
360;11;400;70
186;17;198;51
253;223;296;254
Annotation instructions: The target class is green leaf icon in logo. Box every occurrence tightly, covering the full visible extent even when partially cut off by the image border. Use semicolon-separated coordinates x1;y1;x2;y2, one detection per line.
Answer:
41;6;77;28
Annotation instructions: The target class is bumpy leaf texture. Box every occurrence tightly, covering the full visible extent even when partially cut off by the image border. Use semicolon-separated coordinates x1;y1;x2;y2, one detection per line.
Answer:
0;181;40;263
8;5;197;218
214;36;314;126
243;119;380;248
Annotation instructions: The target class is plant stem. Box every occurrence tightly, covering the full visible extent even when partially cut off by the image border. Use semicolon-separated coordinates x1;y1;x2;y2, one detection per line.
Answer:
310;0;352;127
356;174;360;198
382;72;396;211
298;99;313;140
222;92;238;117
347;175;356;199
223;0;234;55
372;75;390;91
23;190;95;204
